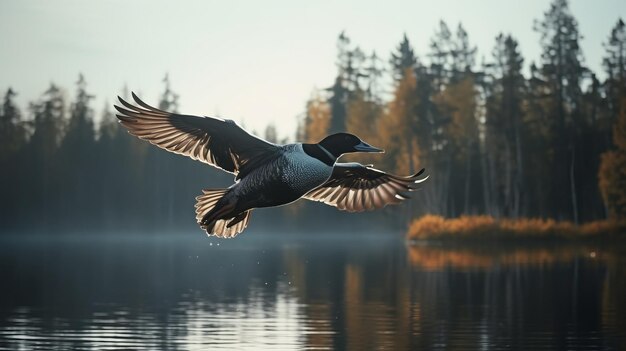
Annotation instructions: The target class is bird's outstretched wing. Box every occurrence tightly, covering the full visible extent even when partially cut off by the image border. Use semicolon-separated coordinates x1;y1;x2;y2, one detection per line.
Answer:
115;93;280;178
303;163;428;212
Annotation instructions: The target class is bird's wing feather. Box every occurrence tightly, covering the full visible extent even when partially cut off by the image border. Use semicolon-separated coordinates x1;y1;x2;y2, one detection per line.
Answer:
115;93;280;177
303;162;428;212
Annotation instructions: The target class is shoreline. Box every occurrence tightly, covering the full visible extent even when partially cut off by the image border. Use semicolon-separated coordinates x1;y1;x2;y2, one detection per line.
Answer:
407;215;626;242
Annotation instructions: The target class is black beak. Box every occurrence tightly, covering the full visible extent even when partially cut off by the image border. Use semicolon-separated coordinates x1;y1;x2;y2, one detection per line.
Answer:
354;141;384;153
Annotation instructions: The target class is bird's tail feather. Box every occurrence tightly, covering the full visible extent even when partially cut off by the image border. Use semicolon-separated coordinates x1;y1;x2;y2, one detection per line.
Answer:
195;189;252;238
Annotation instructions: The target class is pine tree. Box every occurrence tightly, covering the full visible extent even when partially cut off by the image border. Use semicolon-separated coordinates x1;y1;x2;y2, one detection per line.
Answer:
149;74;181;228
24;84;66;229
425;21;454;216
364;51;385;101
436;76;479;215
603;18;626;117
0;88;26;227
327;32;366;134
598;19;626;220
390;34;417;82
57;74;97;228
63;74;95;148
483;34;526;218
98;101;118;142
159;73;179;113
534;0;586;222
450;23;477;81
0;88;26;159
429;20;453;90
428;22;480;216
96;101;122;228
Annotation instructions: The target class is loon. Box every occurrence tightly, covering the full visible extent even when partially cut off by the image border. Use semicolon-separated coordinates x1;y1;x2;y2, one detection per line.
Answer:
115;93;428;238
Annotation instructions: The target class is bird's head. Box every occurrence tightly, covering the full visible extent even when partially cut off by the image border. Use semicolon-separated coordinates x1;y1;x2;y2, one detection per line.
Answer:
318;133;384;158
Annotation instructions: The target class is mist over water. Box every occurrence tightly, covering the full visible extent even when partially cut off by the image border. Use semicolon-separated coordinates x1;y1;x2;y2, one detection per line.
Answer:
0;232;624;350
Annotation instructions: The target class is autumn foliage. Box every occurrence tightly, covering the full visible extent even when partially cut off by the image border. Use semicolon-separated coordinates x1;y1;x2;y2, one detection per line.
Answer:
407;214;626;240
299;5;626;226
406;244;618;271
2;1;626;233
599;97;626;219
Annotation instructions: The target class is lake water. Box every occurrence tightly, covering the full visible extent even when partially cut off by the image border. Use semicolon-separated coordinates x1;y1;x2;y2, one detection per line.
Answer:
0;233;624;350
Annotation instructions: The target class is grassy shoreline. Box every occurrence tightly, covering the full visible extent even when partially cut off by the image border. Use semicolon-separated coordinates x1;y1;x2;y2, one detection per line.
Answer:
407;215;626;242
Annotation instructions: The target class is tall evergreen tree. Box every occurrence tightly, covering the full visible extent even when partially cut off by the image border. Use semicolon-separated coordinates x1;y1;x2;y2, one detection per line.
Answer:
63;74;95;147
604;19;626;127
429;20;453;91
594;18;626;220
24;84;66;229
436;75;479;215
428;22;480;216
149;74;181;227
425;21;455;216
96;101;122;228
0;88;26;226
450;23;477;81
327;33;352;134
327;32;367;134
390;34;417;82
0;88;26;159
484;34;526;218
344;50;386;168
98;101;118;141
57;74;97;228
534;0;586;222
159;73;180;113
364;51;385;101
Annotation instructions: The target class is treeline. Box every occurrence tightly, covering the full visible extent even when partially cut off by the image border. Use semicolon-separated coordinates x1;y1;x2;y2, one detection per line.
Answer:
1;0;625;235
0;74;382;234
0;75;236;233
298;0;626;223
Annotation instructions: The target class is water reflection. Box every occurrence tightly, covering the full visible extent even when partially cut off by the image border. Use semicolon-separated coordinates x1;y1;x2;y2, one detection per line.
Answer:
0;234;624;350
1;290;312;350
407;244;607;270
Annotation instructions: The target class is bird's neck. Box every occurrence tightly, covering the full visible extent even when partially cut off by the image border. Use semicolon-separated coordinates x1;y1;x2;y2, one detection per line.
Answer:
302;143;336;166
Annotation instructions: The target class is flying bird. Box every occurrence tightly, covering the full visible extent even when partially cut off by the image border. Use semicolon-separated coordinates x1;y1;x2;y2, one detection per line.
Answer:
115;93;428;238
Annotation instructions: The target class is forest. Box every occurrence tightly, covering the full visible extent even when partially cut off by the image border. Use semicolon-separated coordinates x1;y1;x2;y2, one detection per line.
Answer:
1;0;625;235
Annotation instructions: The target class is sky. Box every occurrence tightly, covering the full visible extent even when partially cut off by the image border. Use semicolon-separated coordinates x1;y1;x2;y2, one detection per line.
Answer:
1;0;625;140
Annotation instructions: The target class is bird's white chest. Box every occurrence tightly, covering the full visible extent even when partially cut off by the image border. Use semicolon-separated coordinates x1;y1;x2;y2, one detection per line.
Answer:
282;145;333;194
